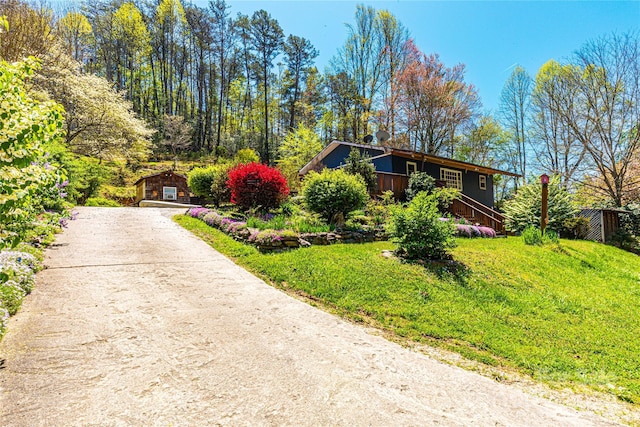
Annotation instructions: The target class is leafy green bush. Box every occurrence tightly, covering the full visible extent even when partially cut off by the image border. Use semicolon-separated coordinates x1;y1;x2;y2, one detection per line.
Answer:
187;164;231;206
620;203;640;237
0;58;67;248
302;169;369;225
561;216;590;239
246;214;288;231
288;212;331;233
609;228;640;254
522;225;559;246
343;148;377;191
405;172;436;201
233;148;260;165
276;124;323;191
388;191;456;260
85;197;121;207
502;175;577;233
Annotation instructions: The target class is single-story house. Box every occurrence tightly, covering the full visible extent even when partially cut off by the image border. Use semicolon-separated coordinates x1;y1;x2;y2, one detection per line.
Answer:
299;140;520;234
134;170;191;205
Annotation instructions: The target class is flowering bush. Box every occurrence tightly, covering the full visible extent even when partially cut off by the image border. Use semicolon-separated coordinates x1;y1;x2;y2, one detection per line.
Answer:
248;229;298;245
0;250;41;336
187;207;210;219
227;162;289;211
202;212;224;228
454;223;497;238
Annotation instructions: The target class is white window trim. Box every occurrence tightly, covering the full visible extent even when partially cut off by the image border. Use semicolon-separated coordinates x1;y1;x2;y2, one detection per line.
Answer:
479;175;487;190
440;168;463;191
406;161;417;176
163;186;177;200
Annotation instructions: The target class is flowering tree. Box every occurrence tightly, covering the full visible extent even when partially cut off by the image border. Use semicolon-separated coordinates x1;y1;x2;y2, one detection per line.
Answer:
396;40;479;156
227;162;289;211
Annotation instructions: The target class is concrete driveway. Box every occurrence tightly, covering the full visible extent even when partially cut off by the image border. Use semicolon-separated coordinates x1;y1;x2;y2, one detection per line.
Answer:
0;207;624;426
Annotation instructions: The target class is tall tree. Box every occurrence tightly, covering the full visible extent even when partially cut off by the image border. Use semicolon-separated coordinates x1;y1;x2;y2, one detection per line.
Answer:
376;9;409;140
396;40;479;155
0;0;55;61
283;35;318;131
499;65;532;187
332;4;384;140
457;115;508;166
566;32;640;206
112;2;150;111
56;10;94;64
184;4;214;151
153;0;189;116
247;9;283;164
531;60;587;188
210;0;235;151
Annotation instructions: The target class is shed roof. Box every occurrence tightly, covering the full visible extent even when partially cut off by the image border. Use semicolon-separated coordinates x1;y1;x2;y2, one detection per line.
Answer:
299;140;521;177
134;170;187;186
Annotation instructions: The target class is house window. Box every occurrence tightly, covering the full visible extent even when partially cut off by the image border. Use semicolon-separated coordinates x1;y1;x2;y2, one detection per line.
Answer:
406;161;417;176
163;186;177;200
479;175;487;190
440;168;463;190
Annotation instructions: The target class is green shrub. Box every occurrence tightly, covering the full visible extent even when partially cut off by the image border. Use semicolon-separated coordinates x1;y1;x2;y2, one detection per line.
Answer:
620;203;640;237
187;164;231;206
233;148;260;165
388;191;456;260
302;169;369;225
343;148;377;191
288;212;331;233
188;166;216;198
522;225;559;246
561;216;590;239
85;197;121;207
246;214;288;231
609;228;640;254
405;172;435;201
502;175;577;233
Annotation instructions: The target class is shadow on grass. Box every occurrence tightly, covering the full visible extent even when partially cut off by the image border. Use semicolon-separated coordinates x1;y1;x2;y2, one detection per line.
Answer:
398;253;472;286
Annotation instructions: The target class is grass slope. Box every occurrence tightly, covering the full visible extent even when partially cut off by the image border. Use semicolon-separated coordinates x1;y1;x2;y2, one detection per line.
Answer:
176;215;640;404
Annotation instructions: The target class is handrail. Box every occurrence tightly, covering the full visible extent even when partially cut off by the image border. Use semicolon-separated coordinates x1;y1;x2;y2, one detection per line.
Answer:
453;198;502;225
459;193;504;221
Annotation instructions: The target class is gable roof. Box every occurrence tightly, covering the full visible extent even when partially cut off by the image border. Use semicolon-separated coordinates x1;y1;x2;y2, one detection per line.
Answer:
134;170;187;186
299;140;521;177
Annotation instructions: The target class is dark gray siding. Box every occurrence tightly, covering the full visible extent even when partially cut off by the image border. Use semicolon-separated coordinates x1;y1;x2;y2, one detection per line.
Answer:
322;145;387;170
390;156;495;207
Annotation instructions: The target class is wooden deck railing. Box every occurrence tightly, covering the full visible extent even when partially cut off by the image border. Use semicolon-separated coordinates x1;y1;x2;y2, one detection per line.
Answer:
450;194;506;234
374;172;409;199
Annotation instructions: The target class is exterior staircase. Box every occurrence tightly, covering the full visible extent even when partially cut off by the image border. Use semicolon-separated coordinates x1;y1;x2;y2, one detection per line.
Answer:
449;193;506;235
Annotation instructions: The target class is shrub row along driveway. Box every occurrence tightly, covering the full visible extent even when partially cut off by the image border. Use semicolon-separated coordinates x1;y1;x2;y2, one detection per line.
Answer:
0;207;619;426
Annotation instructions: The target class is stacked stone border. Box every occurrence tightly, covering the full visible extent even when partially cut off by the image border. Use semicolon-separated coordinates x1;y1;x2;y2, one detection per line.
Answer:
186;207;388;253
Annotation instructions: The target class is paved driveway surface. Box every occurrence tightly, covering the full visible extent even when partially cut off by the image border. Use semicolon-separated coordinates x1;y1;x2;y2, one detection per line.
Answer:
0;207;623;426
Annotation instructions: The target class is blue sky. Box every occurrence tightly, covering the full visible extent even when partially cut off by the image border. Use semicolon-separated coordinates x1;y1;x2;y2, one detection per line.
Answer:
209;0;640;114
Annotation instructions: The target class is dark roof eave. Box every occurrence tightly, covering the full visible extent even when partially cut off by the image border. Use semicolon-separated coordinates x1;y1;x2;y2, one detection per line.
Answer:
134;170;187;186
389;148;521;177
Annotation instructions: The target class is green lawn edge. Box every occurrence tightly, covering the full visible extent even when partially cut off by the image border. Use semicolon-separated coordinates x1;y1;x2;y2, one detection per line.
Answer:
175;214;640;405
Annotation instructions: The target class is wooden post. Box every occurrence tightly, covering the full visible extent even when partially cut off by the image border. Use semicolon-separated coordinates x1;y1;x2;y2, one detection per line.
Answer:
540;174;549;235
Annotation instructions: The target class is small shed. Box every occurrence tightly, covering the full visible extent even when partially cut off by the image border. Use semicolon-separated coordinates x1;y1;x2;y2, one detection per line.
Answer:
134;170;191;205
579;208;625;243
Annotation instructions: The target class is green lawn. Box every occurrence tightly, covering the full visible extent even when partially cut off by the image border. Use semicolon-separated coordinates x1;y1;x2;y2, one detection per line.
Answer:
176;215;640;404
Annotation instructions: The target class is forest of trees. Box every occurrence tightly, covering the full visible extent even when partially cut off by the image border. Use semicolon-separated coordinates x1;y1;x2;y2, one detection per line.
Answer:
1;0;639;207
